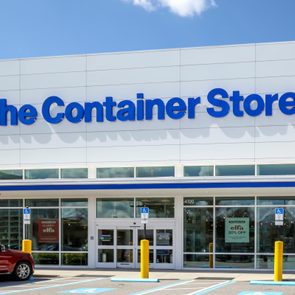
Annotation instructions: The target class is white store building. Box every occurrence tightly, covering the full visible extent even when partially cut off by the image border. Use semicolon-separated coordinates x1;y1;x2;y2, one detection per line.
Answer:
0;40;295;270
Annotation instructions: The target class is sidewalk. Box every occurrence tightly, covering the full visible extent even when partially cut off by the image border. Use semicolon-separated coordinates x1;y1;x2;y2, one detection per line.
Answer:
34;268;295;282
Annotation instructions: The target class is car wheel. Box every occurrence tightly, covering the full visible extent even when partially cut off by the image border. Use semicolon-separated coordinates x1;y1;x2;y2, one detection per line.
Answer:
14;262;32;280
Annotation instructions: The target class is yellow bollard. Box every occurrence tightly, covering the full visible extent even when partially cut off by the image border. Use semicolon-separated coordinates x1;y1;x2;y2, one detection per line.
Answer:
274;241;284;282
22;239;32;254
140;239;149;279
209;242;213;268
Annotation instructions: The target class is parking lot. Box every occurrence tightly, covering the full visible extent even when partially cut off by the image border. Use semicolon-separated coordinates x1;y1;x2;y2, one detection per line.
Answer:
0;271;294;295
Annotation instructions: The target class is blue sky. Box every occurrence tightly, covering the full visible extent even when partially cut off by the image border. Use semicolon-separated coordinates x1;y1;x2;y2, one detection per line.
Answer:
0;0;294;59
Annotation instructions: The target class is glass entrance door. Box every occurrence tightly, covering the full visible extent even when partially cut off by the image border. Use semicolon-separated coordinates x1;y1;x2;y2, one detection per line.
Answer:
136;228;174;269
116;228;135;268
96;223;175;269
96;226;136;268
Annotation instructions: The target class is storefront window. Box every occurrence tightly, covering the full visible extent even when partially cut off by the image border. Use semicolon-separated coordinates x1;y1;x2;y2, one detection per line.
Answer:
215;207;254;253
32;253;59;265
184;166;213;177
136;198;174;218
0;209;23;250
215;165;255;176
62;253;88;266
26;199;59;207
136;166;174;178
258;164;295;175
184;208;213;253
257;196;295;206
25;169;59;179
61;168;88;179
62;198;88;207
28;208;59;251
97;167;134;178
216;197;254;206
0;199;22;207
96;198;134;218
62;208;88;251
257;207;295;254
0;170;23;180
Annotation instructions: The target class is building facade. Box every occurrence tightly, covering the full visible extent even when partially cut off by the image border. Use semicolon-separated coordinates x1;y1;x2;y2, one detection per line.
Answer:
0;41;295;270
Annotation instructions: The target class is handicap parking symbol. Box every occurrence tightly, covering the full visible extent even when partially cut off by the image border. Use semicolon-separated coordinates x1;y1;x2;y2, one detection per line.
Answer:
63;288;115;294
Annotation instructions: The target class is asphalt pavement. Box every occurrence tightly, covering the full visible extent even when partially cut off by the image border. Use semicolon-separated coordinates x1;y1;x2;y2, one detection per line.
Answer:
0;269;294;295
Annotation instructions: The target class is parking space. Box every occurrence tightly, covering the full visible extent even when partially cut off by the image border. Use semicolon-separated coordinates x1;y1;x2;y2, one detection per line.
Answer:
0;274;294;295
0;275;235;295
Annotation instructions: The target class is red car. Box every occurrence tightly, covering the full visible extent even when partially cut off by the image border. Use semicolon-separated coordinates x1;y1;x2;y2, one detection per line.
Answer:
0;244;34;280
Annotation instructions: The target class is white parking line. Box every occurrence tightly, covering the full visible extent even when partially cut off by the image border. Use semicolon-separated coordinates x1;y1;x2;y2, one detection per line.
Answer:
129;280;195;295
185;280;235;295
0;277;107;295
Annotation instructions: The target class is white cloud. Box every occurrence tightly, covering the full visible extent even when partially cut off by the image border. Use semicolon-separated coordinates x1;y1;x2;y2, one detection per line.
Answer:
123;0;216;17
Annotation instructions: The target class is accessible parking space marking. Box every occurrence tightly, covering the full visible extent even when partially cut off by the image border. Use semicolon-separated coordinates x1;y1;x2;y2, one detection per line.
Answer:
128;279;235;295
0;277;107;295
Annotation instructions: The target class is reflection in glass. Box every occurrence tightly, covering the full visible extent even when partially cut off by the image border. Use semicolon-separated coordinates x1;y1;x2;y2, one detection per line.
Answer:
183;197;213;206
28;208;59;251
25;169;59;179
215;197;254;206
215;165;255;176
257;207;295;253
184;166;213;177
136;198;174;218
257;255;295;270
117;230;133;246
61;168;88;179
184;208;213;252
136;166;174;178
97;167;134;178
62;253;88;265
96;198;134;218
258;164;295;175
257;197;295;206
156;250;172;263
26;199;59;207
32;253;59;265
184;254;210;268
62;208;88;251
0;199;22;207
98;249;114;263
0;209;23;250
98;230;114;246
62;198;88;207
156;230;173;246
215;207;254;253
0;170;22;180
117;249;133;263
138;230;153;246
215;255;254;268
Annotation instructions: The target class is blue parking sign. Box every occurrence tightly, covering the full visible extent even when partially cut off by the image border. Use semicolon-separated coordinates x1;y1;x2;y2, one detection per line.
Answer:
23;207;31;214
140;207;149;214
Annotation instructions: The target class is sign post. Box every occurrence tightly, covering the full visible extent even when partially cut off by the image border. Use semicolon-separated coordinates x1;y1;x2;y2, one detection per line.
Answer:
140;207;149;239
22;207;32;254
23;207;31;239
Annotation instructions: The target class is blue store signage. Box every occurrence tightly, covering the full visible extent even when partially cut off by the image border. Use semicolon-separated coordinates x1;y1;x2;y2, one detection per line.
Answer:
0;88;295;126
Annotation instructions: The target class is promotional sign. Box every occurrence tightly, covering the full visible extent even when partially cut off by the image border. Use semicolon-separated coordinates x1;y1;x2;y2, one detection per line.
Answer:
140;207;149;224
37;219;59;243
275;208;284;226
225;217;249;243
23;207;31;225
1;88;295;126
